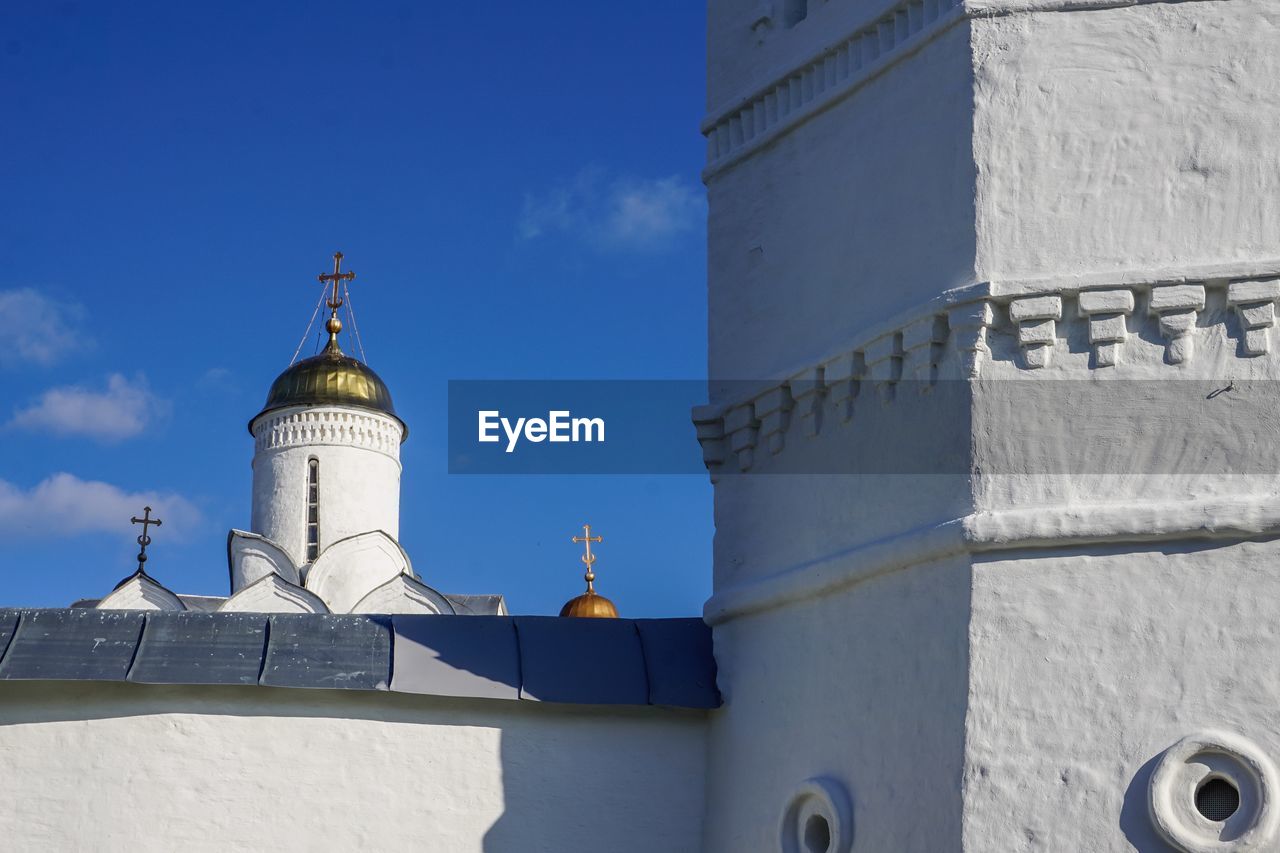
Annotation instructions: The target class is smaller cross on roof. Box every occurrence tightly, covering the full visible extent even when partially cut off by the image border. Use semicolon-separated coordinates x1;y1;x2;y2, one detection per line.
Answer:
130;506;163;574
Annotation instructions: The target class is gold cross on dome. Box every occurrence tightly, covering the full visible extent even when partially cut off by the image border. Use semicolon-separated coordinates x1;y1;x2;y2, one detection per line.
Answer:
318;251;356;311
572;523;603;592
130;506;163;573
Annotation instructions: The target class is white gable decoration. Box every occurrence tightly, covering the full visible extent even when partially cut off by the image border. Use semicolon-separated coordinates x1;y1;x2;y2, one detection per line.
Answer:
219;573;328;614
227;529;301;590
351;574;455;615
97;572;186;612
304;530;413;614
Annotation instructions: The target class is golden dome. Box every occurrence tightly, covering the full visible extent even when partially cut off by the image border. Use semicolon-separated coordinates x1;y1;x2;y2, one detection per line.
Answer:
559;590;619;619
249;336;406;437
559;523;618;618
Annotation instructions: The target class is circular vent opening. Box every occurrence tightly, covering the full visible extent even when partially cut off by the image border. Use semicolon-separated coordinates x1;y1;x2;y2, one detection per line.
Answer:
1196;777;1241;822
803;814;831;853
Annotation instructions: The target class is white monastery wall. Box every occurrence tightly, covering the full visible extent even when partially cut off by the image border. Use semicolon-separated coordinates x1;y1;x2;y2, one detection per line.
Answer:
702;0;1280;850
0;682;707;853
697;269;1280;623
965;539;1280;852
708;382;973;590
708;0;929;110
702;555;970;852
250;405;403;567
968;276;1280;523
971;0;1280;283
706;19;976;387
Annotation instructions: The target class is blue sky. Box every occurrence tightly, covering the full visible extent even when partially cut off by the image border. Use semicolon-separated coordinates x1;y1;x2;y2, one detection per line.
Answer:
0;1;711;616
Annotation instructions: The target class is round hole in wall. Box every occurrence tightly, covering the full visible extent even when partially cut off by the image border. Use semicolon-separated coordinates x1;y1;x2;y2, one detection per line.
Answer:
781;778;852;853
1196;776;1241;822
1149;731;1280;853
803;814;831;853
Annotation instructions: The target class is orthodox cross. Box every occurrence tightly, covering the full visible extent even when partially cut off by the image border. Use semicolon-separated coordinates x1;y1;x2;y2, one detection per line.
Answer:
318;251;356;313
572;524;603;593
130;506;162;574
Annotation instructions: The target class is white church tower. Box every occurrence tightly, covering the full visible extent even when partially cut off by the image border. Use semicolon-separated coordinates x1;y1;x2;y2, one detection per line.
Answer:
696;1;1280;851
224;253;453;615
87;253;502;616
247;299;405;568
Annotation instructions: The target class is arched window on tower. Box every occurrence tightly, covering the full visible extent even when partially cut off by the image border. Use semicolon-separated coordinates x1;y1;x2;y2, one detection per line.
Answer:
306;458;320;561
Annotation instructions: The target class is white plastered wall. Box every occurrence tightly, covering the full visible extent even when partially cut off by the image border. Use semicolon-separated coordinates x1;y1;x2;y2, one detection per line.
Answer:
701;0;1280;851
707;0;923;111
701;5;981;851
965;539;1280;852
0;682;708;853
708;389;974;591
703;554;971;852
972;0;1280;283
705;20;977;388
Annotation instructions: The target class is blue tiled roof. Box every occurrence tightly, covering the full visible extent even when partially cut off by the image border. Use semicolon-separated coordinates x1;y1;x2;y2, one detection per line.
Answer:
0;609;720;710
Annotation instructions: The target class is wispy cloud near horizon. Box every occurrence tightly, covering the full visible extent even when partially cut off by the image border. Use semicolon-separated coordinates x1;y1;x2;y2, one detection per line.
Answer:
518;168;704;251
0;473;202;541
9;373;168;442
0;288;87;367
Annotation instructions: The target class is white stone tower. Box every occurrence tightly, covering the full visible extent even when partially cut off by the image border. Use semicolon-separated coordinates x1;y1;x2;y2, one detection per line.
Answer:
696;1;1280;851
89;255;483;616
224;254;447;616
247;332;405;569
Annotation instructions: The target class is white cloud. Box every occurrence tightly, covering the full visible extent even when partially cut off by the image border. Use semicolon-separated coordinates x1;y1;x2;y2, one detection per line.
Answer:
197;366;238;394
518;169;704;251
10;373;168;442
0;288;85;367
0;473;202;541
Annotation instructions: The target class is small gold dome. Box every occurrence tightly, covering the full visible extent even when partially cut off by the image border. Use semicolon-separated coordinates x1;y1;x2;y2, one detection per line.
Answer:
249;338;405;437
559;590;619;619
